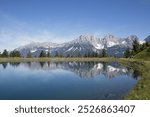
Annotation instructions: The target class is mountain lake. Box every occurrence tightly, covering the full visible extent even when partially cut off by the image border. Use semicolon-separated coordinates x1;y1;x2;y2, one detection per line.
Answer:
0;61;140;100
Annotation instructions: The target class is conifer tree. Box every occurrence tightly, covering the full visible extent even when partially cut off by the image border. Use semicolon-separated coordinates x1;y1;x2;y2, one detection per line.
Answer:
15;51;21;57
27;51;32;58
39;50;46;57
124;48;131;58
102;49;107;57
95;51;99;57
47;52;51;57
84;53;87;58
132;39;140;53
2;49;8;57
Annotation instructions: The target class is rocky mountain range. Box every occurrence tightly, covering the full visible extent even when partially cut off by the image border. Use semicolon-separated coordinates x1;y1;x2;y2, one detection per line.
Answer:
15;34;148;57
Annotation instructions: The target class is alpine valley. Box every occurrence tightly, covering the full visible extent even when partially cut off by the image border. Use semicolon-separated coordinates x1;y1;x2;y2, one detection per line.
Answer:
15;34;148;57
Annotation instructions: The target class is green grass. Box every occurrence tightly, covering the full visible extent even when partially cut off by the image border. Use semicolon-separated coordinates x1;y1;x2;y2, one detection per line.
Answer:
133;49;150;60
121;49;150;99
126;61;150;99
119;58;150;99
0;57;117;62
119;47;150;99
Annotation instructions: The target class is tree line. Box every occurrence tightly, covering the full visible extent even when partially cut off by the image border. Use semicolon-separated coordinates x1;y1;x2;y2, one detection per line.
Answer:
124;39;150;58
0;50;21;58
0;49;107;58
28;49;107;58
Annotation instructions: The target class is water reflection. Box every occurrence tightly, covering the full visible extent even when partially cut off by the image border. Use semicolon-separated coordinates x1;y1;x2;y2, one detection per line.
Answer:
0;61;141;100
0;61;141;79
9;62;20;67
1;63;8;69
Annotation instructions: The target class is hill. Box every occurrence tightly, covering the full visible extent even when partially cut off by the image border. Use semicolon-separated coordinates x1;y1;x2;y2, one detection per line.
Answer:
133;49;150;60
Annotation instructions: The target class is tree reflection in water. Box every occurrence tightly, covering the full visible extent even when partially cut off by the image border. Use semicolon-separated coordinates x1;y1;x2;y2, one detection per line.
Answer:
0;61;141;80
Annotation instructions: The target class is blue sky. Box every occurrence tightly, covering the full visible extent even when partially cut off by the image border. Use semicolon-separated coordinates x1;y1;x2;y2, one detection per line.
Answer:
0;0;150;51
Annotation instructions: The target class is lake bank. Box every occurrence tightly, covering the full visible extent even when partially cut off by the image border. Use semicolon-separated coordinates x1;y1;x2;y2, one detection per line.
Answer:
0;57;117;62
118;58;150;99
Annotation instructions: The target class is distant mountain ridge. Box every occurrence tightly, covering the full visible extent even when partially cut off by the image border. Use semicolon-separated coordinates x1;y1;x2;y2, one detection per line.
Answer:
15;34;149;57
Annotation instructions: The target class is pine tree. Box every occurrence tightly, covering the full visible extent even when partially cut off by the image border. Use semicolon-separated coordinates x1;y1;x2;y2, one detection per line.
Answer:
27;51;32;58
9;51;21;57
102;49;107;57
84;53;87;58
146;42;150;47
47;52;51;57
2;49;8;57
39;50;46;57
124;48;131;58
140;43;146;51
95;51;99;58
132;39;140;53
15;51;21;57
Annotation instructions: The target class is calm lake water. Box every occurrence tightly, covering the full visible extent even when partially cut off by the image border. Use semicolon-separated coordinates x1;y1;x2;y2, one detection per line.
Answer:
0;61;140;100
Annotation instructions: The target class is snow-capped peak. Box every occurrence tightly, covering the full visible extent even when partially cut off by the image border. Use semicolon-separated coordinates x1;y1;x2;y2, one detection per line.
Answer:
15;34;146;57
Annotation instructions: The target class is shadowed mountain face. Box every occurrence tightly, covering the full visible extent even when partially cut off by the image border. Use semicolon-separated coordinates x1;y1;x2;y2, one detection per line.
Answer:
0;62;140;80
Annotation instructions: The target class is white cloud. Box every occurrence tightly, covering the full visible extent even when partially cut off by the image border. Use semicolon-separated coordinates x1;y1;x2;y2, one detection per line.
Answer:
0;12;108;52
0;29;74;51
0;13;75;51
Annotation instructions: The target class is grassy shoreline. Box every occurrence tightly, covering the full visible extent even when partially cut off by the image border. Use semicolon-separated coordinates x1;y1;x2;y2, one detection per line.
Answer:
118;58;150;99
0;57;118;62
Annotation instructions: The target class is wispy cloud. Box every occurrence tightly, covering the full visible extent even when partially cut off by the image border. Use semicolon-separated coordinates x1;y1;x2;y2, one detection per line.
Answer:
0;12;100;51
0;28;75;51
0;13;76;51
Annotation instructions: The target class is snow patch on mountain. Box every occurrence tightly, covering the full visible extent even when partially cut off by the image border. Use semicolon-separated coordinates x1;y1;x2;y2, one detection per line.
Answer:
95;44;104;49
65;47;74;52
15;34;145;57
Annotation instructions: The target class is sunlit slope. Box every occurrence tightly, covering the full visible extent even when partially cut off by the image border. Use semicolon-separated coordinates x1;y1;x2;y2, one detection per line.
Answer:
133;49;150;60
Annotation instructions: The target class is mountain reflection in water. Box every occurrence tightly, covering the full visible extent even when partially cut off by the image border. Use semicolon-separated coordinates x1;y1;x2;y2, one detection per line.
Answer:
0;61;141;100
0;61;140;80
